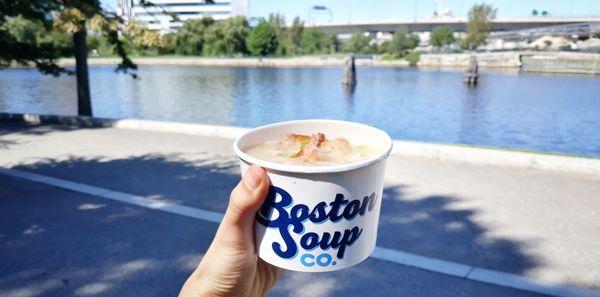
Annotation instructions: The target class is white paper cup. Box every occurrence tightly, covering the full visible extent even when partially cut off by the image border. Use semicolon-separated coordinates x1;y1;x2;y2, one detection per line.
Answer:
233;119;392;272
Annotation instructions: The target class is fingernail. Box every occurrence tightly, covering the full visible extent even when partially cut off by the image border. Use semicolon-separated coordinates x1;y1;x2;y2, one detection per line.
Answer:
243;166;262;190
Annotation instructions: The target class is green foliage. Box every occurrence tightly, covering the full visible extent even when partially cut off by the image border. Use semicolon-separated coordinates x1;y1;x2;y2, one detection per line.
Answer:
0;0;141;76
379;53;396;60
457;37;468;50
465;4;496;49
158;33;175;55
267;13;287;55
174;17;214;55
87;34;114;56
41;30;73;56
121;21;162;56
376;41;389;54
343;33;375;54
203;16;249;56
2;15;43;44
430;26;455;48
247;20;278;56
388;27;420;57
299;28;338;55
404;51;420;66
559;44;573;51
285;16;304;55
1;15;72;68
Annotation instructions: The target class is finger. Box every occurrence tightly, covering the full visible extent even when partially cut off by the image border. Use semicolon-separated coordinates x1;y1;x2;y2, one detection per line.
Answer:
217;165;270;248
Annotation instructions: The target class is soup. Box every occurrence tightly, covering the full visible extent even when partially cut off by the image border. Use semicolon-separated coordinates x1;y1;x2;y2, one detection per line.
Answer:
245;133;379;166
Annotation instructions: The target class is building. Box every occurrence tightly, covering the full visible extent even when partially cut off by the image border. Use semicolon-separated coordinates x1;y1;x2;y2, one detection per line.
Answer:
128;0;248;33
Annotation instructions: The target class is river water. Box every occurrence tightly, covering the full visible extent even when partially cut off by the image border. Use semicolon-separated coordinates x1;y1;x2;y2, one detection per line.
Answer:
1;66;599;157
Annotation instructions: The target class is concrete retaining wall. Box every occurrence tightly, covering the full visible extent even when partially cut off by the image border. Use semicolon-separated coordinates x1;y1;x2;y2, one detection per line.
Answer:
14;53;600;74
521;52;600;75
55;57;409;68
419;51;600;75
418;52;521;68
2;113;599;176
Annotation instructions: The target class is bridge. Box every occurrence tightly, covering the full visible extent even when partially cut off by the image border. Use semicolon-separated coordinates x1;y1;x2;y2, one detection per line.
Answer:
309;17;600;34
490;22;600;41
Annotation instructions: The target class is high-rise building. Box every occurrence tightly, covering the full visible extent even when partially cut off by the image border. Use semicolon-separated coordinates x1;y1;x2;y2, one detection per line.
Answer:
130;0;248;33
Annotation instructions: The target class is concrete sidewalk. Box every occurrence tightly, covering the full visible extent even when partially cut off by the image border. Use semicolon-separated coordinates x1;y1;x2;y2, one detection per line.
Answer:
1;122;599;296
0;174;544;297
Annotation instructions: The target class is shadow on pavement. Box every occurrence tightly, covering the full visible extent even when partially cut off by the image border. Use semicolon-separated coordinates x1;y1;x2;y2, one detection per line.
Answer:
378;186;540;274
0;122;101;149
0;124;543;296
0;178;210;297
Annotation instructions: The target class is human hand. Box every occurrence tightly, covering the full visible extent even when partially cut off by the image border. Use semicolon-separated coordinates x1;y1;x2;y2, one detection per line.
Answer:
179;165;284;297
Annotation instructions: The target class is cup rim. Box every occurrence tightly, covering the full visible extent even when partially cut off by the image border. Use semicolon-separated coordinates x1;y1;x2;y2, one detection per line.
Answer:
233;119;393;173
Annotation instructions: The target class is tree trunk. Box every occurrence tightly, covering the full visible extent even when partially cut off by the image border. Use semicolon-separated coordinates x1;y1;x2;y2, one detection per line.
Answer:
73;26;92;117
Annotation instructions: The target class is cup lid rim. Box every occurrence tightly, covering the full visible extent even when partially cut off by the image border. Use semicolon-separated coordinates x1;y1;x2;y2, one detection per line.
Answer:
233;119;393;173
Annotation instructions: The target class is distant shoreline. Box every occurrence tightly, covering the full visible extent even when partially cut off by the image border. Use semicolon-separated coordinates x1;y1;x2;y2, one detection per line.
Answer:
55;56;413;68
9;52;600;75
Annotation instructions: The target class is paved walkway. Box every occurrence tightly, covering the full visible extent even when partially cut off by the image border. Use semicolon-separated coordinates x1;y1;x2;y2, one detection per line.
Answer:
1;122;599;296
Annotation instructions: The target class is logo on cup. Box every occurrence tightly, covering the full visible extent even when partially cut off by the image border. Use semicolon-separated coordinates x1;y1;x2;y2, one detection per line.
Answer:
256;186;377;268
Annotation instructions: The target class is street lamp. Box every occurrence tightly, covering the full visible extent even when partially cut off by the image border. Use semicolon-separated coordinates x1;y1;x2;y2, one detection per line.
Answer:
308;5;333;25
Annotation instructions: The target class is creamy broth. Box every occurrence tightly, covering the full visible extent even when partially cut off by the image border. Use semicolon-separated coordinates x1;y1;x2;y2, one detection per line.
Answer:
245;133;379;166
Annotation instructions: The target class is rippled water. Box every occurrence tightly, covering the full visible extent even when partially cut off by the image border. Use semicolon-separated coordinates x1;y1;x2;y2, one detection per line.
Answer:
1;66;599;157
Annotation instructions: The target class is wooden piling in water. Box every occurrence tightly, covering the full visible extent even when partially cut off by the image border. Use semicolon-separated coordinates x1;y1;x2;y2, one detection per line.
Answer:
463;56;479;86
342;55;357;86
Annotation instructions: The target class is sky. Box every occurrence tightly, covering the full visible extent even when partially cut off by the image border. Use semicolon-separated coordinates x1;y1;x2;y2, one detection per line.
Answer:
103;0;600;24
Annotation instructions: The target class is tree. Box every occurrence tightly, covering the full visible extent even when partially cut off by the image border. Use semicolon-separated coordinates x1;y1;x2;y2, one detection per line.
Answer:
122;20;161;55
464;4;497;50
343;33;375;54
0;0;140;116
203;16;250;56
430;26;456;48
247;21;278;56
86;34;113;56
388;27;420;57
286;16;304;55
267;13;287;55
157;33;176;55
2;15;44;45
299;28;337;55
174;17;214;55
377;41;390;54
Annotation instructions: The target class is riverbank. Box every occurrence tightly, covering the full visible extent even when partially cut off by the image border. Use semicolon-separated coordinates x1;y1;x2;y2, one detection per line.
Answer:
56;56;411;68
419;51;600;75
2;113;599;176
45;51;600;75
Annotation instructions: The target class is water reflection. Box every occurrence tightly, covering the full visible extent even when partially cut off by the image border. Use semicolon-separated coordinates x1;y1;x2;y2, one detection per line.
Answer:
458;80;490;145
1;66;599;157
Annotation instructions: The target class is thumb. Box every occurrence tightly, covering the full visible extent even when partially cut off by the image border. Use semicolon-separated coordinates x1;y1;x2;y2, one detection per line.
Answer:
218;165;270;249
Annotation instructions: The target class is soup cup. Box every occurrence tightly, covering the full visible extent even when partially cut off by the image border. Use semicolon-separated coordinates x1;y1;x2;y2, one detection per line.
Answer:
233;119;393;272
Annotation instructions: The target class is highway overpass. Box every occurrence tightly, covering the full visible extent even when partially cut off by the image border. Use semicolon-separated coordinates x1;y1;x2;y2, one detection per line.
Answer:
309;17;600;34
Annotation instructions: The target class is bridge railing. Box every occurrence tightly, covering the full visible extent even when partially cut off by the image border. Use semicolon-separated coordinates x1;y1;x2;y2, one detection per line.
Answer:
490;22;600;41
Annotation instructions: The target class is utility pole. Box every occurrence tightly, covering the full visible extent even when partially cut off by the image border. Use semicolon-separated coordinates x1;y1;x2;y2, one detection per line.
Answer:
413;0;418;22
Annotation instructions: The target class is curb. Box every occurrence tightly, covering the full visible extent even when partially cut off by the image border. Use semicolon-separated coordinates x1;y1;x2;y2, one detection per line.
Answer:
2;113;599;176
